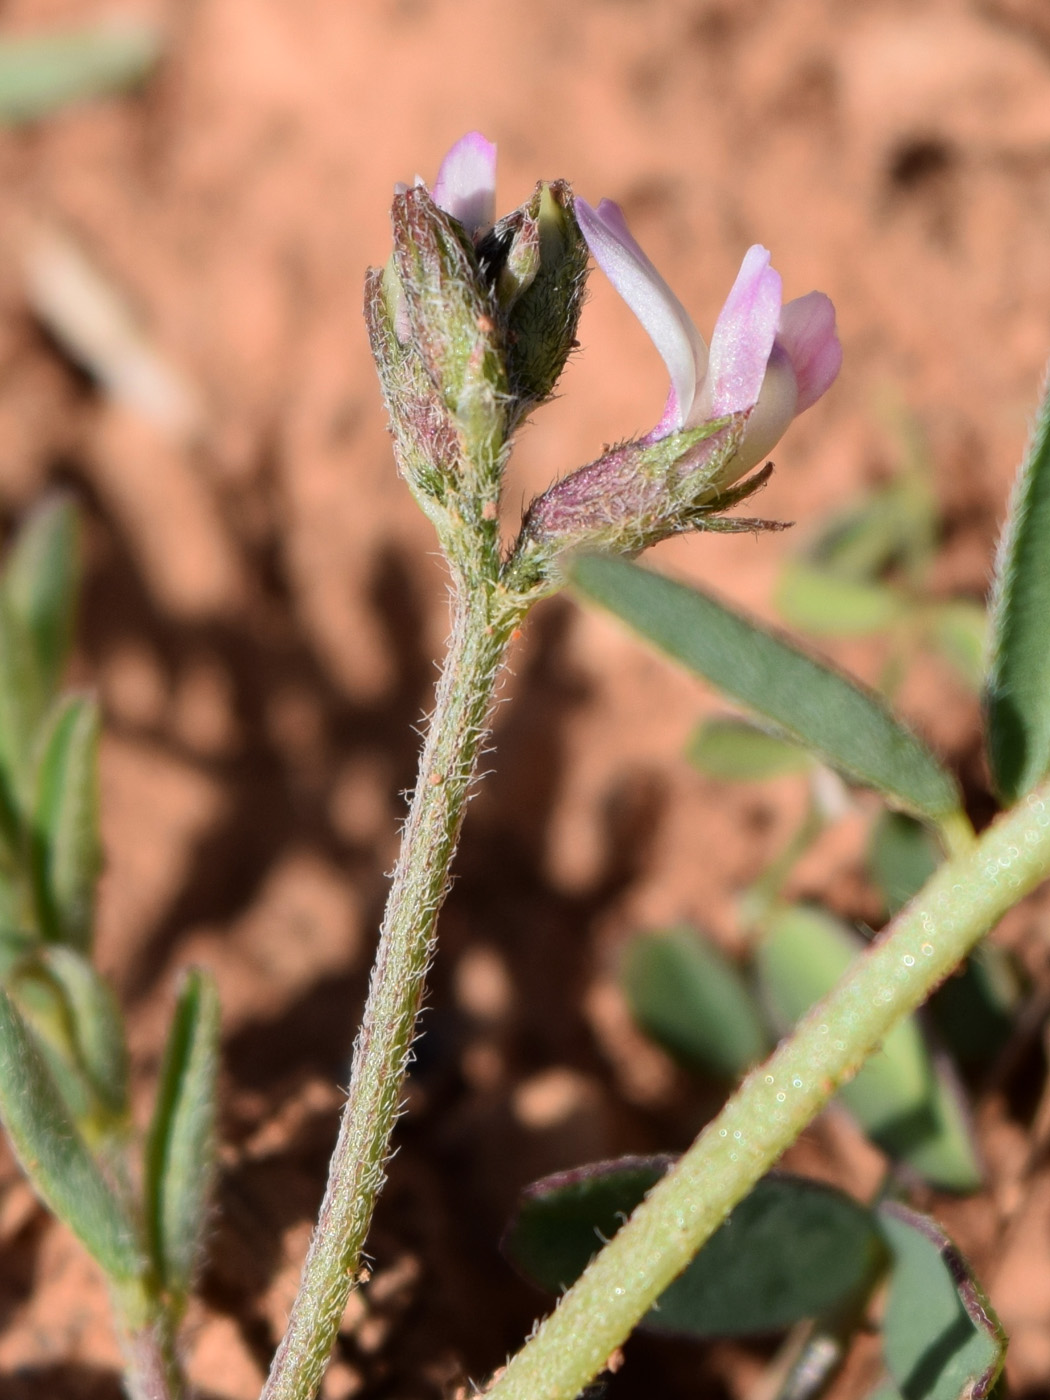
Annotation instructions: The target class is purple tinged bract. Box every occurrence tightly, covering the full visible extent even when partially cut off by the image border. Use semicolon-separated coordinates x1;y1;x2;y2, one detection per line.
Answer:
575;197;842;477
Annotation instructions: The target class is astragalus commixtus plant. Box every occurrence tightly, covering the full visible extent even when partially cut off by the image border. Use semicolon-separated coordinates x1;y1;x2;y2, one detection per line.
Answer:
1;131;1050;1400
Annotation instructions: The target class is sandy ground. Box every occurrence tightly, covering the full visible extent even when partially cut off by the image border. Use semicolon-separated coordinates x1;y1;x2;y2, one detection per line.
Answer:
0;1;1048;1396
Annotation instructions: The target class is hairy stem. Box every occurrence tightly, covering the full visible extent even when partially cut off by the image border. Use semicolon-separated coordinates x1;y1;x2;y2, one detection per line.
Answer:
120;1312;183;1400
484;782;1050;1400
261;583;520;1400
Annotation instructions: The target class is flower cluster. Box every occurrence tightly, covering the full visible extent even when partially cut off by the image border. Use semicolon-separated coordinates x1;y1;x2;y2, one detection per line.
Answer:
368;132;841;593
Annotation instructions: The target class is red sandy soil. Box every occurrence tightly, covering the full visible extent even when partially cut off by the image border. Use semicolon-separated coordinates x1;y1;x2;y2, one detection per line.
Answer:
0;1;1049;1396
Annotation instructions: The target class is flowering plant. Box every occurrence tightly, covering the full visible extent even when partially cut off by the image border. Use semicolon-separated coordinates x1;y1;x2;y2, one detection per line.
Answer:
0;130;1047;1400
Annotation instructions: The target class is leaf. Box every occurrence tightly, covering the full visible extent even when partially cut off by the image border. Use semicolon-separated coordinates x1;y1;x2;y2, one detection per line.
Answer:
986;372;1050;800
0;988;140;1281
878;1203;1006;1400
621;926;768;1079
686;716;812;782
570;555;961;824
37;947;128;1120
31;695;101;951
8;948;127;1140
504;1160;885;1339
868;811;941;917
776;562;907;637
755;906;982;1192
928;602;986;693
0;592;47;824
0;22;161;125
2;496;79;701
928;947;1020;1073
145;969;221;1310
808;472;937;585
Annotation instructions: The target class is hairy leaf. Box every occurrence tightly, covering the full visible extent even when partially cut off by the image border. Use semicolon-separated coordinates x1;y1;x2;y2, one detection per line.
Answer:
571;556;960;823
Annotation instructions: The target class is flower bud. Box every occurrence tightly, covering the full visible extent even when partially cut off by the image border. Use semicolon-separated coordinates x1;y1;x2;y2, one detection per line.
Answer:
364;263;464;525
477;181;587;416
506;413;756;593
390;184;507;456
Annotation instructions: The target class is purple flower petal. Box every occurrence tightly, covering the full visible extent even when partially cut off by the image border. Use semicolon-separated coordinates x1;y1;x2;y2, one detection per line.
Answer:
697;245;782;420
431;132;497;235
776;292;842;413
576;197;707;435
731;341;799;478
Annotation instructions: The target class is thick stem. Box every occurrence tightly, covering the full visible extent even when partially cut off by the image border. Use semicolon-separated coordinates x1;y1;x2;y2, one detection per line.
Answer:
261;585;519;1400
484;782;1050;1400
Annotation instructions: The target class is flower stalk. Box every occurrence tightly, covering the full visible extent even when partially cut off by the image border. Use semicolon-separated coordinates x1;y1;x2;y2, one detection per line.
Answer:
482;783;1050;1400
261;582;524;1400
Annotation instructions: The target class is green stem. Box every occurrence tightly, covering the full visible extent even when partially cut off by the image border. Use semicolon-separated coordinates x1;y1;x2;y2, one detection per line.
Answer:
118;1303;184;1400
484;781;1050;1400
261;583;519;1400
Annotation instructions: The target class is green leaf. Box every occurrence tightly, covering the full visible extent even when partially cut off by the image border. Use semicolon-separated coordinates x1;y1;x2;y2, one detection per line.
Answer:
928;602;986;693
145;969;221;1310
621;926;768;1080
8;947;127;1139
878;1203;1006;1400
504;1161;885;1338
3;497;79;701
686;716;812;782
755;906;981;1191
776;562;907;637
31;695;100;950
36;947;128;1120
865;814;1015;1069
0;988;140;1281
7;960;95;1125
868;811;941;917
928;946;1020;1072
0;22;161;125
808;472;937;585
570;555;961;824
0;592;47;824
986;374;1050;800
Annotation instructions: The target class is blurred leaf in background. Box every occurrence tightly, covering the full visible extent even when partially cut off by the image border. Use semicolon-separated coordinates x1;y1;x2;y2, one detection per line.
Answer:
621;926;768;1081
774;424;987;695
0;20;161;126
755;904;981;1191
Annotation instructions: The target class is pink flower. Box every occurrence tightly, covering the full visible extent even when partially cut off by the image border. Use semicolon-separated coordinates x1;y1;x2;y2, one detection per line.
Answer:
430;131;497;238
575;198;842;478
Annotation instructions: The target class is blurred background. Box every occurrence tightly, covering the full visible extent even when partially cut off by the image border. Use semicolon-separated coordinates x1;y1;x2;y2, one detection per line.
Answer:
0;1;1048;1397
